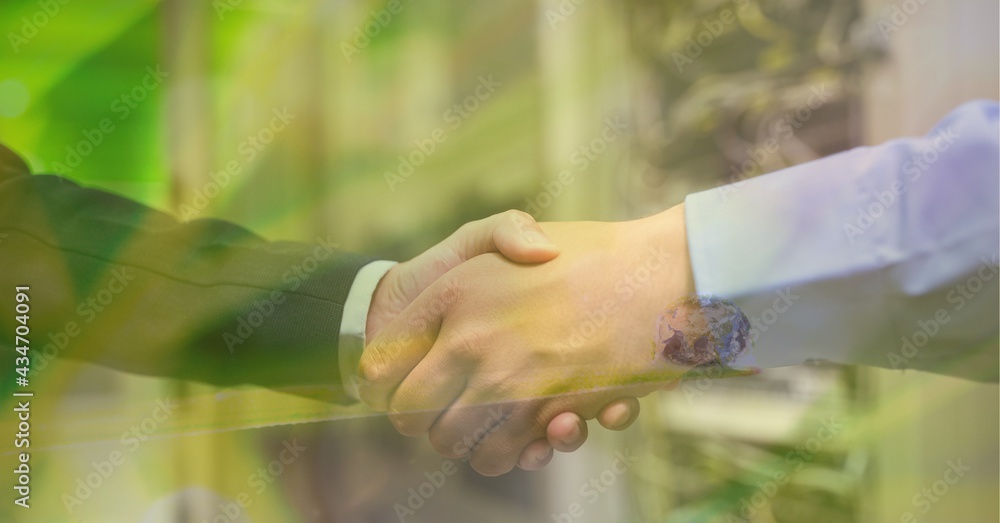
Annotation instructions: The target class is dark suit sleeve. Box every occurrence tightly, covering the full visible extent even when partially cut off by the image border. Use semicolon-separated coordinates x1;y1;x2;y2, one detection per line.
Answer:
0;144;376;403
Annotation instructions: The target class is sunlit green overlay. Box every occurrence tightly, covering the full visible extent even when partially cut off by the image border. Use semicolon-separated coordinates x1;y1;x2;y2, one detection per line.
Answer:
1;0;997;522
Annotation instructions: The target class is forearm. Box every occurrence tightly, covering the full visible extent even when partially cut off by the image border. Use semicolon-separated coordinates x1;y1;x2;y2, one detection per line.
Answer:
684;101;999;380
0;155;375;399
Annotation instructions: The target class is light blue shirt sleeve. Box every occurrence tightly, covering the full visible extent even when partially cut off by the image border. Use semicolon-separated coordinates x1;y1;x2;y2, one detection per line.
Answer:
339;260;397;399
685;100;999;381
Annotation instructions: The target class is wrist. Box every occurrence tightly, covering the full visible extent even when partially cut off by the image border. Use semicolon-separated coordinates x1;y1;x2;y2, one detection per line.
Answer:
625;204;700;378
635;203;696;297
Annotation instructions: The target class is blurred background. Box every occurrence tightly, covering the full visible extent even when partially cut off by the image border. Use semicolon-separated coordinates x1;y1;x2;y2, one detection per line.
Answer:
0;0;997;521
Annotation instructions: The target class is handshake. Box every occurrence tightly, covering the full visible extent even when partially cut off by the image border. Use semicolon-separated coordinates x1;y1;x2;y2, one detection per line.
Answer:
357;207;754;476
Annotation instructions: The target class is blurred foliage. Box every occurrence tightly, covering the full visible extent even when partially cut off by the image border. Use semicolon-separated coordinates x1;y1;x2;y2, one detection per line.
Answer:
619;1;878;521
0;1;903;521
1;1;164;198
620;0;884;211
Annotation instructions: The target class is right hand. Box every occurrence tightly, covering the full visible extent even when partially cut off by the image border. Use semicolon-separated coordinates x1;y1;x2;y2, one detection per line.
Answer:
359;208;695;475
361;210;642;470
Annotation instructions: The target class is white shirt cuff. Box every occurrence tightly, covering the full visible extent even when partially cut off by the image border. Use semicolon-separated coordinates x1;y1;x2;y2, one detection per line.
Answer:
339;260;397;401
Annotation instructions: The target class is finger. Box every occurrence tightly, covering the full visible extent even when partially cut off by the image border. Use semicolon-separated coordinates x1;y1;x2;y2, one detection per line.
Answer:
546;412;589;453
358;281;457;410
484;209;559;263
383;211;558;314
464;389;623;475
413;211;558;286
466;404;540;477
517;439;554;471
468;403;592;475
596;397;640;431
428;398;520;463
433;384;638;475
386;351;468;436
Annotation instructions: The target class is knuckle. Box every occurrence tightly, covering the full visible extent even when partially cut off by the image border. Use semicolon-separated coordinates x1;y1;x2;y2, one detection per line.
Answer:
433;276;464;308
357;350;388;385
535;409;564;434
446;327;487;363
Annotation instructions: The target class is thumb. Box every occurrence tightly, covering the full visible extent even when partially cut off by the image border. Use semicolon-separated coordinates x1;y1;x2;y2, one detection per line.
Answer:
369;210;559;338
478;209;560;264
413;210;558;287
